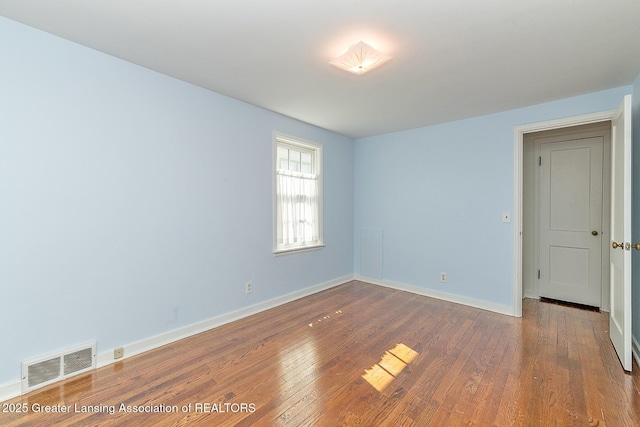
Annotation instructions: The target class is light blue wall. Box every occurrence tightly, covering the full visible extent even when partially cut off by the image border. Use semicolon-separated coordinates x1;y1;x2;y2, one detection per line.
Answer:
1;13;637;390
632;73;640;349
0;17;354;385
354;86;632;307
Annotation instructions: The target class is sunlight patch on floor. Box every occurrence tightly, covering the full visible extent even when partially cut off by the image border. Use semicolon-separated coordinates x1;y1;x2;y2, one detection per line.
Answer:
362;343;418;392
308;310;343;327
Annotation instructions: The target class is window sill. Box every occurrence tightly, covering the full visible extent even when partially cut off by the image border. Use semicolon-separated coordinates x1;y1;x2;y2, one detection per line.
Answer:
273;244;325;256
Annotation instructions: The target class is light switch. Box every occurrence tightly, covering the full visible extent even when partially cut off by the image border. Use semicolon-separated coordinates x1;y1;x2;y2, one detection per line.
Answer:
502;211;511;223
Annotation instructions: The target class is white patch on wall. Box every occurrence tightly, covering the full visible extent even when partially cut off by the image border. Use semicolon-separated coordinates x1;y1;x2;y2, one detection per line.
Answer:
361;228;383;279
21;342;96;393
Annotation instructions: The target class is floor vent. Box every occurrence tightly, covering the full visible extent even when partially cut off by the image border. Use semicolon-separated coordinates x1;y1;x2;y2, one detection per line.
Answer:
21;342;96;393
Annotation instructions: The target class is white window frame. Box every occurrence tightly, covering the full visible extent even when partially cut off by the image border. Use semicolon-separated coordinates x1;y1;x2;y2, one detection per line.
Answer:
273;132;324;255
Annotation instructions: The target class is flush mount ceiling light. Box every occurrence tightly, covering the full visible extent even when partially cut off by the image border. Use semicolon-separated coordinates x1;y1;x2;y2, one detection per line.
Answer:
329;41;391;75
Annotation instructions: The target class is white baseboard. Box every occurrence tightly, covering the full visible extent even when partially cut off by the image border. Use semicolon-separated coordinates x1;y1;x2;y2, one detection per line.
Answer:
358;276;640;366
97;274;354;368
355;275;515;316
0;380;21;404
2;275;632;402
0;274;354;403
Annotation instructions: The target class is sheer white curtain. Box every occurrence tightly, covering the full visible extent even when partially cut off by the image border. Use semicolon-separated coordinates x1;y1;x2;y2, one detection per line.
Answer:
276;169;319;248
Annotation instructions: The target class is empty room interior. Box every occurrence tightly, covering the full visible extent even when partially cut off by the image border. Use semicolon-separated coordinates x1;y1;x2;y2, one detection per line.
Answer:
2;1;640;426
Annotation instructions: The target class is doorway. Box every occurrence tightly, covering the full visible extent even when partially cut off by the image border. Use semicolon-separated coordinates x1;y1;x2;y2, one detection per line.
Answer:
523;122;611;310
513;109;619;317
514;97;632;370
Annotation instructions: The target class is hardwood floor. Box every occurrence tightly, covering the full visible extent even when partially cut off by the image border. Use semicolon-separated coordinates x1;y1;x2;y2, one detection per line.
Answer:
2;281;639;426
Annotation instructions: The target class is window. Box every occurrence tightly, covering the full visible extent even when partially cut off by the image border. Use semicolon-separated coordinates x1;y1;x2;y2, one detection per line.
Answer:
273;133;323;254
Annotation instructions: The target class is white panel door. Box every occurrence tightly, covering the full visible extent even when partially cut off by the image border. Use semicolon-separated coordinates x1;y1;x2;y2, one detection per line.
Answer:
609;95;632;372
538;138;603;307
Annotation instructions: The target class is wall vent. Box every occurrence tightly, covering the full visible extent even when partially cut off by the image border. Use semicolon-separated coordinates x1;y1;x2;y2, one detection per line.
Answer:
21;342;96;393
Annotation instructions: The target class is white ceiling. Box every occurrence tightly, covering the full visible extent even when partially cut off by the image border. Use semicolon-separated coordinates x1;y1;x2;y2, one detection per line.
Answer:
1;0;640;138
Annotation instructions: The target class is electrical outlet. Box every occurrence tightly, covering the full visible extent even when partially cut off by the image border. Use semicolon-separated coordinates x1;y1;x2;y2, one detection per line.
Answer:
440;272;447;283
246;281;253;294
114;347;124;359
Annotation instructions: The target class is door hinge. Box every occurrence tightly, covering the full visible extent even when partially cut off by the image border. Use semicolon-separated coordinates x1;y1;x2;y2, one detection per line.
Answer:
537;269;541;279
539;156;542;166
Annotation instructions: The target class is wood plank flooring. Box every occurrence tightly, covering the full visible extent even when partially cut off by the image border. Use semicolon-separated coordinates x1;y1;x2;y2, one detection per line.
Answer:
2;281;639;426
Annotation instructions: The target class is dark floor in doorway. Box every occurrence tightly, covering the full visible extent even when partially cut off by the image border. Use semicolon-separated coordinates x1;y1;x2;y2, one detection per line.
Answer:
540;297;600;312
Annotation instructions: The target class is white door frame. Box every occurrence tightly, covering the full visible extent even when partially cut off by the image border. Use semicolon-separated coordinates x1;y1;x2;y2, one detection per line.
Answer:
513;109;616;317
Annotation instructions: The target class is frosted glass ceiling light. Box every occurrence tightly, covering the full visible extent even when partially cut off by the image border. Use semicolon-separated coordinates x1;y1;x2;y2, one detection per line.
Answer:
329;41;390;75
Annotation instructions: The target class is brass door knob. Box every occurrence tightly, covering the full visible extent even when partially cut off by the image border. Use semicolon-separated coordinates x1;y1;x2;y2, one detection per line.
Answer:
612;242;624;249
592;231;599;236
633;243;640;251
